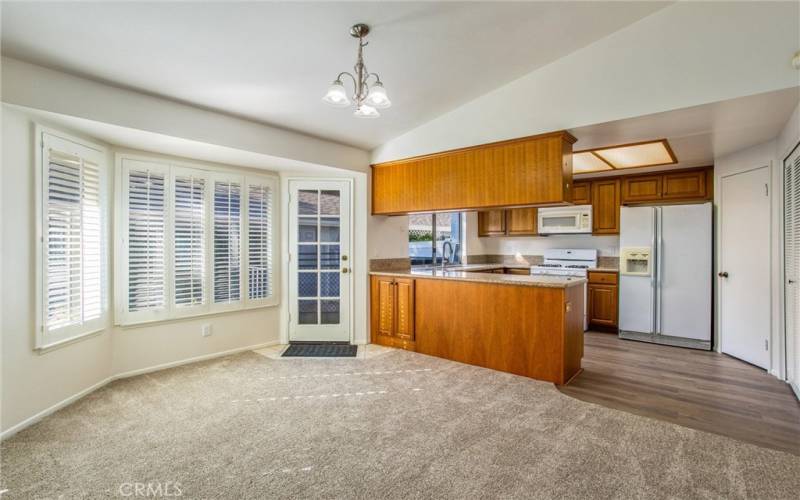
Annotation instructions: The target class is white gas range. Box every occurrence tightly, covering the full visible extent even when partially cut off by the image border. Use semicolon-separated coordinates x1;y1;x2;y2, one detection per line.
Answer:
531;249;597;330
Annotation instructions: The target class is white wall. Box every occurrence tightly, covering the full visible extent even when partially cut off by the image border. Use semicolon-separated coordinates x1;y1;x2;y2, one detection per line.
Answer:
1;57;370;174
465;213;619;259
372;1;800;164
2;106;114;431
1;106;284;435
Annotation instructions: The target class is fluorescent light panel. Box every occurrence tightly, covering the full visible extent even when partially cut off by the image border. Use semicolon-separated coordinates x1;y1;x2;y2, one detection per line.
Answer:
572;152;613;173
594;140;675;169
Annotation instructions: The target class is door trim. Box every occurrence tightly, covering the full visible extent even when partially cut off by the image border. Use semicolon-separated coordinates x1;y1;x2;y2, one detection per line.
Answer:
283;177;354;344
717;164;772;368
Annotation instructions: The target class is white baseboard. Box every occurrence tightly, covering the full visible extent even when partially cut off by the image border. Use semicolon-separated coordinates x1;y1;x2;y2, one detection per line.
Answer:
0;376;113;440
113;341;280;379
1;340;280;441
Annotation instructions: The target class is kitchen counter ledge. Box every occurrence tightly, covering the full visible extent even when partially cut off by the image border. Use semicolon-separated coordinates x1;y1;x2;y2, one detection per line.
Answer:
369;268;586;288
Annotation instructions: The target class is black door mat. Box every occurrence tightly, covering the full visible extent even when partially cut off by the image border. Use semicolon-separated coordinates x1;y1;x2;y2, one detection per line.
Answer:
282;343;358;358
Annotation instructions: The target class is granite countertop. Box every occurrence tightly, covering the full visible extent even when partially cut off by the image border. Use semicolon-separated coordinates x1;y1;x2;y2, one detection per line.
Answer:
369;267;586;289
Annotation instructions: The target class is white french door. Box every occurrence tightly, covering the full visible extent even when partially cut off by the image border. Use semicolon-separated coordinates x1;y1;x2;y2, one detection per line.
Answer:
288;180;351;342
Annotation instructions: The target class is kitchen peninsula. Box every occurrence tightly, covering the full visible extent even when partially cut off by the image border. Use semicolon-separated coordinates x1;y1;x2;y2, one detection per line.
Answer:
370;267;585;384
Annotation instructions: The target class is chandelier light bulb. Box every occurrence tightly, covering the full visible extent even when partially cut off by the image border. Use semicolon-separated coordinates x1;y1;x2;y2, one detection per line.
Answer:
322;80;351;108
353;104;380;118
365;82;392;109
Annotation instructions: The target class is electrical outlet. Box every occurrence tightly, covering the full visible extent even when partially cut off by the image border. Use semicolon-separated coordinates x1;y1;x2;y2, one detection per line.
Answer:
202;324;212;337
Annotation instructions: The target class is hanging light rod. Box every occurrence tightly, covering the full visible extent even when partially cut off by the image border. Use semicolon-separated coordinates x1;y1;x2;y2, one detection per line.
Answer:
322;23;392;118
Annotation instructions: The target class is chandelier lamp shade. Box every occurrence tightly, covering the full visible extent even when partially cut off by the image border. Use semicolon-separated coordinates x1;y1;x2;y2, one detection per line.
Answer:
322;23;391;118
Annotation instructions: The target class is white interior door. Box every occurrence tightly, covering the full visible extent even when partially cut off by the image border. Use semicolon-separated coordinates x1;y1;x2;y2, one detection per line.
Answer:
289;180;351;342
720;167;770;368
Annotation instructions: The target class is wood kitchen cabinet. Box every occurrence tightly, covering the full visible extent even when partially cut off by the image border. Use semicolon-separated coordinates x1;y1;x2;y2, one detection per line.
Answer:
620;167;711;204
621;175;662;203
572;181;591;205
591;179;621;235
662;169;708;200
587;271;618;330
478;208;537;237
506;208;538;236
371;275;415;349
478;210;507;236
371;131;577;215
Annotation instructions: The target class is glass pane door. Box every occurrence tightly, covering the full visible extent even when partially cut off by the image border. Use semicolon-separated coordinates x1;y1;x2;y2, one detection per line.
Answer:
289;181;350;341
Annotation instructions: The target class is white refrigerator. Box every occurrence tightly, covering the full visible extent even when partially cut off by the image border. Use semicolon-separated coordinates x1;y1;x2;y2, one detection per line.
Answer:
618;203;712;350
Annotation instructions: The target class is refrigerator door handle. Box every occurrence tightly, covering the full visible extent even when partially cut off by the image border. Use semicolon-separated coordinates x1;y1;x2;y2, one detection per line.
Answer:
652;207;661;335
656;207;664;335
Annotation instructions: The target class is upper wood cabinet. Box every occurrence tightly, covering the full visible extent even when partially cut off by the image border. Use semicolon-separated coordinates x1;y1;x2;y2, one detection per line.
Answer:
506;208;538;236
621;175;662;203
478;207;537;237
371;131;577;215
662;169;708;200
591;179;621;235
621;167;711;204
572;182;591;205
478;210;506;236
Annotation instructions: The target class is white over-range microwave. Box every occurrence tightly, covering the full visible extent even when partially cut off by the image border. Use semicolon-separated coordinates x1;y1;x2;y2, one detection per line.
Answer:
537;205;592;234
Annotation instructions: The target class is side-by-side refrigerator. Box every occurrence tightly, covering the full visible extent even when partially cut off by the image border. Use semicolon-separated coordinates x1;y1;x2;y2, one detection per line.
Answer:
618;203;712;350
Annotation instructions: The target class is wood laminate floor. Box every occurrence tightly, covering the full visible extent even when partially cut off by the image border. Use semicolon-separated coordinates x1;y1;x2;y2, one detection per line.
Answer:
558;332;800;455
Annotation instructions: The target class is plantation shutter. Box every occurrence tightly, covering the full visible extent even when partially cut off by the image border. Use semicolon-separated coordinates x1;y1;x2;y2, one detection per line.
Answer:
127;165;166;313
247;181;274;301
785;144;800;388
43;140;104;337
213;178;242;304
174;172;206;308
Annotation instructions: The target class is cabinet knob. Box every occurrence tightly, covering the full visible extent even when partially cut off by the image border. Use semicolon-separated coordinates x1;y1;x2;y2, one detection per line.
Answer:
342;267;349;274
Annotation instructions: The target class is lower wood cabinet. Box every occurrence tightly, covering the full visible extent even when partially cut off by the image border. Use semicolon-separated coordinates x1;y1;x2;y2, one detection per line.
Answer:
371;275;415;348
587;271;618;329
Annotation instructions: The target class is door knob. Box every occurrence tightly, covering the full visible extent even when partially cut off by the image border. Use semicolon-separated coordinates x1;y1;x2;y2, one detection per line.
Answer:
718;271;729;278
790;280;796;284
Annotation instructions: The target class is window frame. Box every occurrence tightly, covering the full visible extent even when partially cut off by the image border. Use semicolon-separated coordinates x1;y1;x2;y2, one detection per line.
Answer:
408;212;464;267
114;153;279;326
35;126;109;349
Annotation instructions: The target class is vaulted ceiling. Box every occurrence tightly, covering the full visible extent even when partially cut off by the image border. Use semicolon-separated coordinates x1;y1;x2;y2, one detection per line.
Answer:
0;1;669;150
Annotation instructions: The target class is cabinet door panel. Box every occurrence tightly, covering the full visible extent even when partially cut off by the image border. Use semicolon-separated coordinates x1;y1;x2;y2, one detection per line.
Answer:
662;170;707;200
394;278;415;340
506;208;537;236
588;284;618;327
376;278;395;336
622;175;662;203
478;210;507;236
592;179;620;234
572;182;591;205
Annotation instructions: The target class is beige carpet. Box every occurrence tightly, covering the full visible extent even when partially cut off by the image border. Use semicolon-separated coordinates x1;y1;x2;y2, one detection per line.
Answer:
2;347;799;499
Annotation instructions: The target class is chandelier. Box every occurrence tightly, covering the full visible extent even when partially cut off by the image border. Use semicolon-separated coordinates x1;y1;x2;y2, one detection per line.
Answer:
322;23;391;118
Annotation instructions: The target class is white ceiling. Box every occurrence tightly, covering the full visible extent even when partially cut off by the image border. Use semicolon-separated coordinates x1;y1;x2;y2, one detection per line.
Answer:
0;1;669;150
570;87;800;179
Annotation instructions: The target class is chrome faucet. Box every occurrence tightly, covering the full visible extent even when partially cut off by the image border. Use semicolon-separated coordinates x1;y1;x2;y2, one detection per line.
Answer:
441;240;455;270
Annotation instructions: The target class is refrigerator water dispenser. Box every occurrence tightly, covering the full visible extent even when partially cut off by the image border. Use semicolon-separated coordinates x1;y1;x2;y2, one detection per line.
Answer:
620;247;652;276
